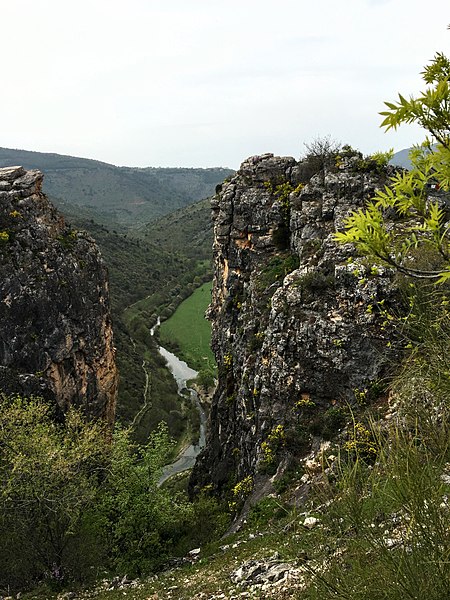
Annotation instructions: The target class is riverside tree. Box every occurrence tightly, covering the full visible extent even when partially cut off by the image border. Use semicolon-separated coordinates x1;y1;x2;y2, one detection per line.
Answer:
335;52;450;282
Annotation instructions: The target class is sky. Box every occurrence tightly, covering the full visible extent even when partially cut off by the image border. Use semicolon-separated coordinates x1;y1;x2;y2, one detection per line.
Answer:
1;0;449;169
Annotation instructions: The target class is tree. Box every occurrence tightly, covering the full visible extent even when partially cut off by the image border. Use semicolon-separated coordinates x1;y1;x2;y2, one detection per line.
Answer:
100;421;193;576
335;53;450;282
0;395;194;590
197;368;215;392
0;396;111;588
301;135;342;179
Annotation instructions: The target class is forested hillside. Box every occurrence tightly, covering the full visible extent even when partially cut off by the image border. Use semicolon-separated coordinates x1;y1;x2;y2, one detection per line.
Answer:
63;202;216;443
0;147;233;226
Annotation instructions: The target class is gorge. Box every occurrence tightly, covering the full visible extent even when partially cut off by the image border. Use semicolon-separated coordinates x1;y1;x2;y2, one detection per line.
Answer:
1;146;448;600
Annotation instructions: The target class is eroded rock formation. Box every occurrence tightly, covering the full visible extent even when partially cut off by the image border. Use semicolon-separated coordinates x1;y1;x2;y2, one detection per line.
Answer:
0;166;117;424
191;153;401;494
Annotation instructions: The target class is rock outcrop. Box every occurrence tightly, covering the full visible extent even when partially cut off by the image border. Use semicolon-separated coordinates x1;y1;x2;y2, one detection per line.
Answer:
191;152;401;494
0;166;117;424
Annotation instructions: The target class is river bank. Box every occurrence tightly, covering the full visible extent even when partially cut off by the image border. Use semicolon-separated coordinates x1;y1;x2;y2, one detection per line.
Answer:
150;320;208;485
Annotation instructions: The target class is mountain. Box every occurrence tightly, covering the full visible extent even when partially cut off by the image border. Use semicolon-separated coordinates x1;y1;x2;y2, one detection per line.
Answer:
391;145;438;170
391;147;412;169
0;147;234;226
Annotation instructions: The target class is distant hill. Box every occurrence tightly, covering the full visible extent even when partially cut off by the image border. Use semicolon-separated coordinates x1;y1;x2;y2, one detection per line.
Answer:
391;147;412;169
0;147;233;226
135;197;213;261
391;145;437;170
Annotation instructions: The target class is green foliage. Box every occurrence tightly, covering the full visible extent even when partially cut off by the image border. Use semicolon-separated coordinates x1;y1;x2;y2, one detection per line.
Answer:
256;252;300;293
100;422;192;576
291;396;348;444
229;475;254;512
196;368;215;392
58;229;78;249
380;52;450;141
343;420;378;462
247;496;288;528
310;416;449;600
0;396;215;591
0;396;110;589
321;406;348;439
335;53;450;282
352;149;395;174
369;149;394;168
294;269;335;300
260;424;286;471
223;352;233;371
392;281;450;425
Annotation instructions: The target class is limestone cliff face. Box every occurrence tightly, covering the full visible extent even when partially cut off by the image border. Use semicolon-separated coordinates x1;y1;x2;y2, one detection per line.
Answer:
0;166;117;424
191;153;401;494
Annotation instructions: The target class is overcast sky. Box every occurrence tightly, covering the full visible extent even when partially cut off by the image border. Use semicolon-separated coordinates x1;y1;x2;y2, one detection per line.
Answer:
1;0;448;169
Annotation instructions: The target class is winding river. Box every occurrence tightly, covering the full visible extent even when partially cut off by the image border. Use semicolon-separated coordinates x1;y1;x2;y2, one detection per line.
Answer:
151;319;207;485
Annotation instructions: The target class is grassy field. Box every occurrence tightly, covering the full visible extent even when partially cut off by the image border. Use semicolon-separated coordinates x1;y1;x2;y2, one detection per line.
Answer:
159;281;215;374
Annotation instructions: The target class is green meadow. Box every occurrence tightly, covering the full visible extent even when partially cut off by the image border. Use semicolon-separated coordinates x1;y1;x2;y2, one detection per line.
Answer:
159;281;215;374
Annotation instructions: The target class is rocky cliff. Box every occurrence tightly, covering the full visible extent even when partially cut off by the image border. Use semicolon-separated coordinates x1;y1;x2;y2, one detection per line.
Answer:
191;152;402;494
0;166;117;424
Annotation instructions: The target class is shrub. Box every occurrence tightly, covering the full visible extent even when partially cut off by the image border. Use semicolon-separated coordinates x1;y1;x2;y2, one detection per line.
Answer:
0;396;111;589
0;396;201;591
256;253;300;293
309;415;450;600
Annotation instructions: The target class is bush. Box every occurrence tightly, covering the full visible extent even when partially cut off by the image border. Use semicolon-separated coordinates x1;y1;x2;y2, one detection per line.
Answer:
0;396;201;591
310;416;450;600
0;396;111;590
302;135;342;177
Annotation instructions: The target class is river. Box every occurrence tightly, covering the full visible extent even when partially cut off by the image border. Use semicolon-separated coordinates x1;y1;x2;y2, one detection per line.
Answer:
151;319;207;485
